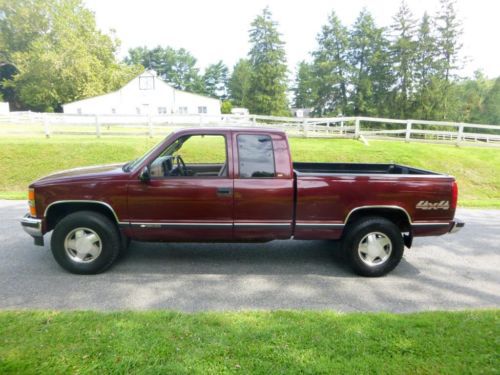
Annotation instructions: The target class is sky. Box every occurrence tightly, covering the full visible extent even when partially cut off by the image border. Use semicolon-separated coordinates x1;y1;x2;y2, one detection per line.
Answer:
84;0;500;79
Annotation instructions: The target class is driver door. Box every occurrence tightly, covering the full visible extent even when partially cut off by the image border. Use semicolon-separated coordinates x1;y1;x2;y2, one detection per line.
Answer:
127;132;234;241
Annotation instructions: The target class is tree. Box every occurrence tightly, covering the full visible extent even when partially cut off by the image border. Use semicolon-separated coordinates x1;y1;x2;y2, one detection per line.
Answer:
0;0;140;111
247;7;289;115
292;61;315;109
124;46;204;94
310;11;350;116
481;77;500;124
203;61;229;100
349;9;393;116
220;100;232;114
228;59;252;107
413;12;441;119
390;1;417;118
435;0;463;119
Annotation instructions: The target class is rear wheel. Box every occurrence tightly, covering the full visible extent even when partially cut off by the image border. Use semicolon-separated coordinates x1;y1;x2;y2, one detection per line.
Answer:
342;216;404;277
51;211;121;274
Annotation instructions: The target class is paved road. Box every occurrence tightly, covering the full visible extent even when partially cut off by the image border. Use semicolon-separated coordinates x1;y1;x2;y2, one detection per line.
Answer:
1;200;499;312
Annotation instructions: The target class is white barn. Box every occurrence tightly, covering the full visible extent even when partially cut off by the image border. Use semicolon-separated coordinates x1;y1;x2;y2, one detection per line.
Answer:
62;70;221;116
0;102;9;114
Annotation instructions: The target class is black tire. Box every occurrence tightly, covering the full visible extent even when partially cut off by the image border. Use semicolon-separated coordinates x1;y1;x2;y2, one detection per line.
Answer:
342;216;404;277
50;211;121;274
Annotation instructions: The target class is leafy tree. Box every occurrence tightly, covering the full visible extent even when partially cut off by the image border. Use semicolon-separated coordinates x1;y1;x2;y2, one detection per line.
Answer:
390;1;417;118
125;46;204;94
349;9;393;116
0;0;139;111
203;60;229;100
247;7;289;115
481;77;500;124
292;61;315;109
220;100;232;114
310;11;350;116
228;59;252;107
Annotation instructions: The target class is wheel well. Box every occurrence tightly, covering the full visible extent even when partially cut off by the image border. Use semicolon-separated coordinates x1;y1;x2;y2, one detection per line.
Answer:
345;208;411;232
45;202;119;232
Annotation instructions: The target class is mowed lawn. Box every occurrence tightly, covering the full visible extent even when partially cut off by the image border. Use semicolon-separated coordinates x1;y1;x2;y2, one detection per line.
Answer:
0;310;498;374
0;135;499;207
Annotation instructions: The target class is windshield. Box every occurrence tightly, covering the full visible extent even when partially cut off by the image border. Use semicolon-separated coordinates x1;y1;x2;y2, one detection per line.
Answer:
123;138;166;172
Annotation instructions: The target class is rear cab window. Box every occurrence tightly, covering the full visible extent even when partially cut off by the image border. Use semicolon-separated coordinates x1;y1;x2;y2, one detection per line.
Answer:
237;134;276;178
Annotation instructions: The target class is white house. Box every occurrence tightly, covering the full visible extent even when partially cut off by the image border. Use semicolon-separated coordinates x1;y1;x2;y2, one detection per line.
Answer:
62;70;221;116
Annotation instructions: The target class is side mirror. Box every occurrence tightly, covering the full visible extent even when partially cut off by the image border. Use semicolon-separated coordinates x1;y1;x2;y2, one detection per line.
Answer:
139;166;151;182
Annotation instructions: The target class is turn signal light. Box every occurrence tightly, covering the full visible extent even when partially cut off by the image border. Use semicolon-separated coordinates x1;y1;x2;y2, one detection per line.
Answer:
451;181;458;210
28;188;36;217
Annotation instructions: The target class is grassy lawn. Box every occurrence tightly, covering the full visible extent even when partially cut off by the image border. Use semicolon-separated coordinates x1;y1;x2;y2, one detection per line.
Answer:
0;310;497;374
0;135;499;207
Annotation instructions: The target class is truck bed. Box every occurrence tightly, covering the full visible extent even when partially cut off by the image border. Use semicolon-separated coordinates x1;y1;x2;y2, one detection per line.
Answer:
293;162;442;176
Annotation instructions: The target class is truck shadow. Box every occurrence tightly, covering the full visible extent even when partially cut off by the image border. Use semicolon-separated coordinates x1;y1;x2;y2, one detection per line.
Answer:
116;239;420;277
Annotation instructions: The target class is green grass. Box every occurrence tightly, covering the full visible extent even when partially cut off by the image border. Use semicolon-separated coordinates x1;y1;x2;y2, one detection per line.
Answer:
0;310;497;374
0;135;499;207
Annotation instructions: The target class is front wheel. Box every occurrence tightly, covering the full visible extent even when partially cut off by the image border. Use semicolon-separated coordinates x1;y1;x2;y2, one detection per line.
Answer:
342;217;404;277
50;211;121;274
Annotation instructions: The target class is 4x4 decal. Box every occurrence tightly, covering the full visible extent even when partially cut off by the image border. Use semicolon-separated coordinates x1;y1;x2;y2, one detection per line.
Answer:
416;200;450;210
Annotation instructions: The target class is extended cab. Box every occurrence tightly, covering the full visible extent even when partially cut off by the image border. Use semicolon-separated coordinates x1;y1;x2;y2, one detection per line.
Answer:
21;128;464;276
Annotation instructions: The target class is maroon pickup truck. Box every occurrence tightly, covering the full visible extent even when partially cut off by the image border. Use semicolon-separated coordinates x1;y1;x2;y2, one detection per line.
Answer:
21;127;464;276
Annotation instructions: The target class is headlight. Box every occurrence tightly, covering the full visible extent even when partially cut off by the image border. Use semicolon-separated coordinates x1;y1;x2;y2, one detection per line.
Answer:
28;188;36;217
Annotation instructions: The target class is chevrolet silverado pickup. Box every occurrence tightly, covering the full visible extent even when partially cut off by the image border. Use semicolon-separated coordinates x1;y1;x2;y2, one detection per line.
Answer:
21;127;464;276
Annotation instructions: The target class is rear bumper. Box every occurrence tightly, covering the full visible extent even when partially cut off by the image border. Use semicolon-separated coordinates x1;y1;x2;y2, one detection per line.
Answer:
449;218;465;234
20;214;44;246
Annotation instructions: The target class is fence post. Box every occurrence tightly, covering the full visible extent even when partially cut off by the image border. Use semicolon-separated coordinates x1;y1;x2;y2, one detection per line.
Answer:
405;120;412;142
148;114;153;138
252;115;257;126
340;121;344;135
456;124;464;146
303;120;308;137
43;113;51;138
95;115;101;138
354;118;360;138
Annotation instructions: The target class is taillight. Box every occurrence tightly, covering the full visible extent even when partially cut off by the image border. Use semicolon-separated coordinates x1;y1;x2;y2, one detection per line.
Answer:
28;188;37;217
451;181;458;210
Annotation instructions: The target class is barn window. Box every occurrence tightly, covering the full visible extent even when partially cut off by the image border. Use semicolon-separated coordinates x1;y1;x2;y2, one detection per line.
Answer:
139;76;154;90
77;108;82;115
158;107;167;114
178;106;188;114
197;106;207;114
111;108;116;114
136;107;141;115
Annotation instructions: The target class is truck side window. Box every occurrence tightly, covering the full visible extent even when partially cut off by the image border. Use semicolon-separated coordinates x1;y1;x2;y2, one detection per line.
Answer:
237;134;275;178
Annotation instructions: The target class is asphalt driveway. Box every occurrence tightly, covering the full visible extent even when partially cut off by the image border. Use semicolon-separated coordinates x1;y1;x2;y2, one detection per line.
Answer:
1;200;499;312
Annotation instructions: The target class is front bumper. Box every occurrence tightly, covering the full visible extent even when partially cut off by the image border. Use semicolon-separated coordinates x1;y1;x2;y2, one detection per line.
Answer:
20;214;44;246
449;218;465;234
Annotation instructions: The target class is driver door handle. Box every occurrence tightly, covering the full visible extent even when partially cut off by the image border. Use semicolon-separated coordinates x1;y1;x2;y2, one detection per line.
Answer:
217;187;233;197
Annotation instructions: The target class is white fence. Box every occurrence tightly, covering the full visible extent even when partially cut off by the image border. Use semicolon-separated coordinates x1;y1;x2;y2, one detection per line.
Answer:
0;111;499;147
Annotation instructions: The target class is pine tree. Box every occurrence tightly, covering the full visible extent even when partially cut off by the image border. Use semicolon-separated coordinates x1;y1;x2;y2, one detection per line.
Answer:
435;0;463;119
311;11;350;116
292;61;315;109
203;61;229;100
414;12;440;119
390;1;417;118
349;9;393;116
228;59;252;107
247;7;289;115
